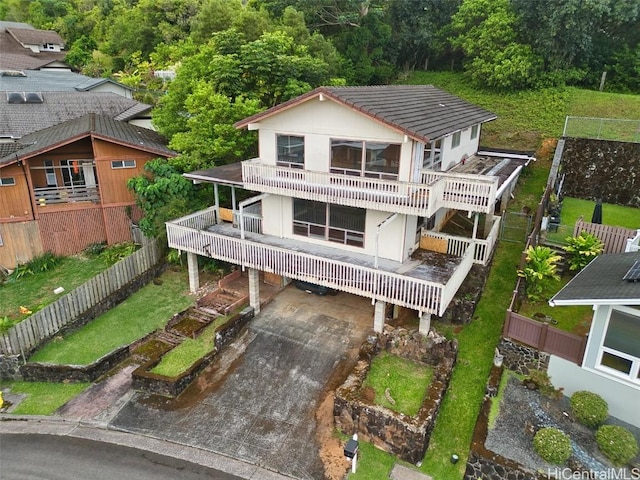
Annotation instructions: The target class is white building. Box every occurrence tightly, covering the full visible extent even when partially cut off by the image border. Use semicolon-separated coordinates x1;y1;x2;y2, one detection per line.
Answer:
167;85;532;332
549;252;640;427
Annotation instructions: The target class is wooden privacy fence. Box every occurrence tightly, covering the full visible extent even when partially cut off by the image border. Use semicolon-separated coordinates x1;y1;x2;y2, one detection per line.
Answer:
573;219;637;254
503;311;587;365
0;240;162;356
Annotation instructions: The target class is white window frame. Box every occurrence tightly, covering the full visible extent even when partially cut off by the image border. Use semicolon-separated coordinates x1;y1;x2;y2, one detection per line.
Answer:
596;305;640;385
471;125;479;140
0;177;16;186
111;160;136;169
451;131;461;148
276;134;305;169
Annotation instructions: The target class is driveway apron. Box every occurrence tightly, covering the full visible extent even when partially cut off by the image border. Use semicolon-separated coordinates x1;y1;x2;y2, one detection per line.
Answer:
109;288;373;480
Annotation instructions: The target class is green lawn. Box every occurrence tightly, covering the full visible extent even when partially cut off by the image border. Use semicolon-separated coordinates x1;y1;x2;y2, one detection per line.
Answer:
362;352;433;416
28;268;194;365
0;381;90;415
545;197;640;244
0;255;109;329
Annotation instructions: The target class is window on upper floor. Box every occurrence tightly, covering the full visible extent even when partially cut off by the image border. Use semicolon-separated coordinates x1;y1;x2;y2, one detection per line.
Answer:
452;131;461;148
471;125;479;140
111;160;136;169
277;135;305;168
331;139;400;180
0;177;16;186
292;198;365;247
598;307;640;384
423;139;442;171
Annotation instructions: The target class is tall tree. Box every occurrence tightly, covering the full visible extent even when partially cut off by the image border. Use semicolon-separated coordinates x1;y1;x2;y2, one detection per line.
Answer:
450;0;542;90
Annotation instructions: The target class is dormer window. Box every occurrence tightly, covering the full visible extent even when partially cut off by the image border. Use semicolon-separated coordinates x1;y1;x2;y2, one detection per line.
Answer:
277;135;304;168
42;43;57;51
330;139;400;180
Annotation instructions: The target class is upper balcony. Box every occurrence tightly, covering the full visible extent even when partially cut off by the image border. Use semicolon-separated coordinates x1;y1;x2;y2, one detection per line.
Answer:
34;185;100;206
240;159;497;216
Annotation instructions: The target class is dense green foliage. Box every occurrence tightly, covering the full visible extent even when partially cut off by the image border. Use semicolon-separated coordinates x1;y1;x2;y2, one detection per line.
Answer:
563;232;604;271
595;425;639;466
518;246;562;301
1;0;637;93
570;390;609;428
533;427;573;465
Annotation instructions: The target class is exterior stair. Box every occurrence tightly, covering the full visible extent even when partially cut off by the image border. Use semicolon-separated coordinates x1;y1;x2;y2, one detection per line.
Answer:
155;331;184;347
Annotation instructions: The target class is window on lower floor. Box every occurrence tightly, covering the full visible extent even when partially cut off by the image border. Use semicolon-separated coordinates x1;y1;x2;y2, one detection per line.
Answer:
111;160;136;169
0;177;16;186
293;199;365;247
598;307;640;383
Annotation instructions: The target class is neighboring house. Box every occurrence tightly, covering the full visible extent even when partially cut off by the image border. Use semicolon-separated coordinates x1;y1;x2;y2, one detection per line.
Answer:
0;69;134;99
166;85;532;332
0;91;152;140
549;252;640;427
0;22;68;71
0;113;175;269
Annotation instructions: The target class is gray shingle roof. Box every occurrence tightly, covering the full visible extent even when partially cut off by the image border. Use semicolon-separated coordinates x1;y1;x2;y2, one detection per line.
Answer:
0;70;133;93
0;24;67;70
0;113;175;166
549;252;640;305
0;91;151;138
6;27;64;47
235;85;497;143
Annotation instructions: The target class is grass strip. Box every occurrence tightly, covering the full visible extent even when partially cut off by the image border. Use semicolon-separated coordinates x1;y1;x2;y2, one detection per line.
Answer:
150;315;229;377
0;381;90;415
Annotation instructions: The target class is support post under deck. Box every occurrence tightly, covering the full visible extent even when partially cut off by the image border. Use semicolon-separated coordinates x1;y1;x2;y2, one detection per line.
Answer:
248;268;260;314
187;252;199;293
374;301;386;333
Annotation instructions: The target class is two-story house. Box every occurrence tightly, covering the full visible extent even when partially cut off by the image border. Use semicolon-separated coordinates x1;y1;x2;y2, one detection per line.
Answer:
0;114;175;269
166;85;532;332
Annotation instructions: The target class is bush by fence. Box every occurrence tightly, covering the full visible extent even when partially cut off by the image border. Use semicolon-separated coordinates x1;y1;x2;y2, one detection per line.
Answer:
0;240;163;357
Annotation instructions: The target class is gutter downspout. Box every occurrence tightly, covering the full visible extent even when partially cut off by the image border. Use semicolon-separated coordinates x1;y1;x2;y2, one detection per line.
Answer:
495;165;523;201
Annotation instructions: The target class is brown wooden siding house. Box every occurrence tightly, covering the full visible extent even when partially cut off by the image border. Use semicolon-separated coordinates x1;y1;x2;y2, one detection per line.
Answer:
0;113;175;269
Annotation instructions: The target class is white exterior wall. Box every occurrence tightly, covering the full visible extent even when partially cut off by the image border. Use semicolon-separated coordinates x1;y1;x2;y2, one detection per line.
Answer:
261;194;409;262
88;82;133;99
547;355;640;427
256;98;415;182
440;125;481;171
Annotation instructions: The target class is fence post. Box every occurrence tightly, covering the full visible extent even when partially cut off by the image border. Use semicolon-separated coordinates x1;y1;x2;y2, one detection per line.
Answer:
577;335;588;366
538;322;549;351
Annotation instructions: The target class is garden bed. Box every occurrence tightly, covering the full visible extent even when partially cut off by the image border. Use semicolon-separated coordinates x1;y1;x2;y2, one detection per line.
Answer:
334;327;457;463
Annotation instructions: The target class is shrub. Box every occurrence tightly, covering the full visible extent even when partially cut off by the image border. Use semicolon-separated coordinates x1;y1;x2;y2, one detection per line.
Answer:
517;245;561;301
596;425;639;466
99;242;138;265
7;251;61;281
533;427;572;464
524;370;563;400
570;391;608;428
563;232;604;271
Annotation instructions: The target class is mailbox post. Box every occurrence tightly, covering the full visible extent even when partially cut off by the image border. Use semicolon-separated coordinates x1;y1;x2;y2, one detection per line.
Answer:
344;434;359;474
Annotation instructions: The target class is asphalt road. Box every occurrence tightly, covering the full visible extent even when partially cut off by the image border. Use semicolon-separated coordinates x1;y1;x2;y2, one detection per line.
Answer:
0;434;244;480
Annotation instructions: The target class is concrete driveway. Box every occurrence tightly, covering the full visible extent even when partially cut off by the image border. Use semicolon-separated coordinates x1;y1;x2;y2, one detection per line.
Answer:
110;285;374;480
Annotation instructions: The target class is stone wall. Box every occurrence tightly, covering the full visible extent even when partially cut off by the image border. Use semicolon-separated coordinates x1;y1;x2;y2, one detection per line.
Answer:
560;138;640;207
0;355;21;381
498;338;549;376
132;307;254;398
440;264;491;324
20;346;131;383
334;327;457;464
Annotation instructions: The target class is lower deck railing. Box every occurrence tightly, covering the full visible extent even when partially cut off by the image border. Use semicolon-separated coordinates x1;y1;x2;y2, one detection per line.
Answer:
167;217;460;315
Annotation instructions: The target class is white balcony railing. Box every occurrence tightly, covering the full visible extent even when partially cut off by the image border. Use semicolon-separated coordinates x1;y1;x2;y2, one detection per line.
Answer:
166;210;470;315
241;160;497;216
420;215;501;266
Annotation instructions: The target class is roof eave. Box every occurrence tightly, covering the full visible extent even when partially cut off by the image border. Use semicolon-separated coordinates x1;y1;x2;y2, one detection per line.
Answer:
91;133;176;158
549;298;640;307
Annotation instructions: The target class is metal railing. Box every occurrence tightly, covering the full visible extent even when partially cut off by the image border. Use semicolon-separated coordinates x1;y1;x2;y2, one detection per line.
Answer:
563;116;640;143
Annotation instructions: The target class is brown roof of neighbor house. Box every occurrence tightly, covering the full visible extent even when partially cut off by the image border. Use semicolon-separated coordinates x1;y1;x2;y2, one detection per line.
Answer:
549;252;640;306
0;22;67;70
0;113;175;166
235;85;497;143
0;91;151;138
6;27;64;47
